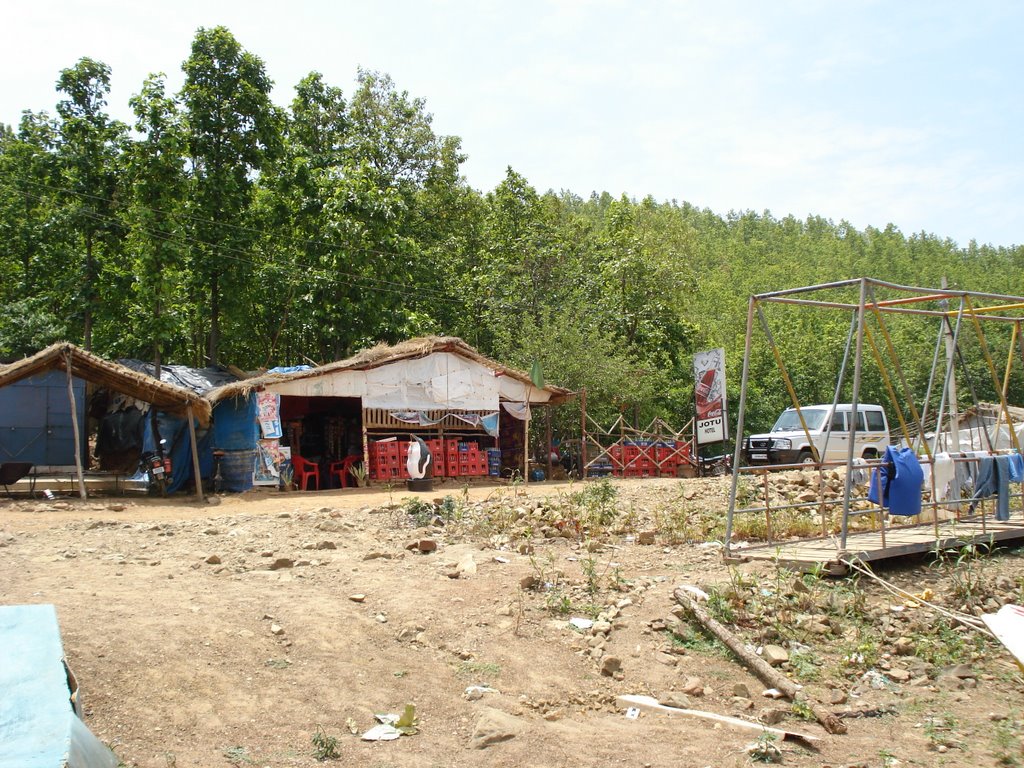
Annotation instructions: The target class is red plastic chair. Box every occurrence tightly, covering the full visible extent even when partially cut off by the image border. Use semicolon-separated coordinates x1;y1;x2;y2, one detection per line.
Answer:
329;455;362;488
291;455;320;490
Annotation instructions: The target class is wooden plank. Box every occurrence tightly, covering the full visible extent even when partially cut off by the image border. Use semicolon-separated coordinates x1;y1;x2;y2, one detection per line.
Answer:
741;519;1024;568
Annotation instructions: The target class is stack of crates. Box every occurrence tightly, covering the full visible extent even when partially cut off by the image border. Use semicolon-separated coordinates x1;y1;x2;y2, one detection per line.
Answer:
368;440;409;481
486;448;502;477
608;441;652;477
445;439;488;477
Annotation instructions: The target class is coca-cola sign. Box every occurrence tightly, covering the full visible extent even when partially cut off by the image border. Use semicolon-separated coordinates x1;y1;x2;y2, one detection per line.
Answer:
693;348;727;445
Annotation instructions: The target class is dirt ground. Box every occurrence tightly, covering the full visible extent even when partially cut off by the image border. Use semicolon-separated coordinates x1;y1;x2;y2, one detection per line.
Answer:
1;477;1022;768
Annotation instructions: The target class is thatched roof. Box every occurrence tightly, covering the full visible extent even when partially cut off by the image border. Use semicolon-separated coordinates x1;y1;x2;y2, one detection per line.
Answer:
205;336;574;405
0;343;212;424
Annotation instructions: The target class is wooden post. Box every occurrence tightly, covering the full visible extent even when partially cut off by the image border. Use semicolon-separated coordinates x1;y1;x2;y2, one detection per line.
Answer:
580;387;587;479
361;409;369;485
523;405;530;485
545;404;552;481
187;404;204;502
64;354;87;499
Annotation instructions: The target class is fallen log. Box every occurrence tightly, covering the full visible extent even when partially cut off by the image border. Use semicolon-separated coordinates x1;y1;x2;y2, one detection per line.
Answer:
672;586;847;735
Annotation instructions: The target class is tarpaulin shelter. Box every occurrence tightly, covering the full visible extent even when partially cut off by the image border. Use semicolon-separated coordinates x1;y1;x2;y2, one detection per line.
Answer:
205;336;573;486
99;361;248;495
0;343;211;500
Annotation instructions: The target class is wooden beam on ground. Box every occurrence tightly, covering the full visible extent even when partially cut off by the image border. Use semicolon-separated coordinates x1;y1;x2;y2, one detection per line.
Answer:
673;587;847;735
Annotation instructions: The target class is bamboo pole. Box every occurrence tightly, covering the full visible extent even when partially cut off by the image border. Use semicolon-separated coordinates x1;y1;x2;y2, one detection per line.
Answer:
580;387;587;479
726;297;757;554
757;305;819;461
187;404;204;502
545;404;552;481
64;353;87;499
673;587;847;735
841;279;868;551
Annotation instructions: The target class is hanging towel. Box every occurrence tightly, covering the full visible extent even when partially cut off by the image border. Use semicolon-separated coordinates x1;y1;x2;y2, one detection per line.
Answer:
1008;453;1024;483
867;446;924;516
932;453;956;503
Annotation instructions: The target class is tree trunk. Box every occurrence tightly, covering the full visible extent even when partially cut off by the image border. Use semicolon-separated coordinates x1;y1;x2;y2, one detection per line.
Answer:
83;232;94;351
673;587;847;735
208;271;220;365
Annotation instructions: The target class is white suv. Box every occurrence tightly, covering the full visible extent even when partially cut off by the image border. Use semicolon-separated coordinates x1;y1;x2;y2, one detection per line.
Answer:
743;404;890;466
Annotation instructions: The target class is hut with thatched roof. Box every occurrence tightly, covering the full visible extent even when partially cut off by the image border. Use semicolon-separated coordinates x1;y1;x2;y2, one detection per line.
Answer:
0;343;211;499
204;336;573;488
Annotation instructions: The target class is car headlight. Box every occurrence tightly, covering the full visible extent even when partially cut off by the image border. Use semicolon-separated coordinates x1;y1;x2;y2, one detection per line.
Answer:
772;438;791;450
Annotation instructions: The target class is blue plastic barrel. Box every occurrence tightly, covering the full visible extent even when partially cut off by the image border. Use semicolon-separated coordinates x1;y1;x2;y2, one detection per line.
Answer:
220;449;255;492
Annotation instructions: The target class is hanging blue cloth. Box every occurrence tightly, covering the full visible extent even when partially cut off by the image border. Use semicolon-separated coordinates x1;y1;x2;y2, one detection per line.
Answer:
971;455;1011;521
1007;452;1024;483
867;446;924;516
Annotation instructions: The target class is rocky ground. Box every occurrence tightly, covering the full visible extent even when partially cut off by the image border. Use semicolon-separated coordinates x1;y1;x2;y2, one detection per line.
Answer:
1;475;1022;767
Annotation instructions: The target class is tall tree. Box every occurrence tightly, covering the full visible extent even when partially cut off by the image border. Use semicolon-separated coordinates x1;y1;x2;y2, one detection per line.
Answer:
125;74;187;372
55;57;125;350
180;26;280;364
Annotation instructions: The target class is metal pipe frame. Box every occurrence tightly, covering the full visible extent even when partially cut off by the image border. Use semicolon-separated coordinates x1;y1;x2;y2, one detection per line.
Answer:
725;278;1024;555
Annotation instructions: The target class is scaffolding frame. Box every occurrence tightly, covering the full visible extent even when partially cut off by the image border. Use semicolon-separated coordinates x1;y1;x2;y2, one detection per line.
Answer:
725;277;1024;560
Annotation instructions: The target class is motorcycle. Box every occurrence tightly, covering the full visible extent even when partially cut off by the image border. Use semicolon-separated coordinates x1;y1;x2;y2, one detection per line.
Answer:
140;438;171;495
699;452;733;477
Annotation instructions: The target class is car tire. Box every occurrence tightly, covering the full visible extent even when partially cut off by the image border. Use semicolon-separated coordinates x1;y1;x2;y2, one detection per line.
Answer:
798;450;815;465
862;448;878;460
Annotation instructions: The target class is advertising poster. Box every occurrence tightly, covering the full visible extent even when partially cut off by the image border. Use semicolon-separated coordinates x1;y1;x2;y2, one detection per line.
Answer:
693;348;727;445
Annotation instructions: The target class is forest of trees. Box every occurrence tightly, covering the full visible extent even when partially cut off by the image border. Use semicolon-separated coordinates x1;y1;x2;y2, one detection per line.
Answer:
3;26;1024;436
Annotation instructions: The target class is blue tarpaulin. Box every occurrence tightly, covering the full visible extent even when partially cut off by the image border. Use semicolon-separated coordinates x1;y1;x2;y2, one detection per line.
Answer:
0;604;117;768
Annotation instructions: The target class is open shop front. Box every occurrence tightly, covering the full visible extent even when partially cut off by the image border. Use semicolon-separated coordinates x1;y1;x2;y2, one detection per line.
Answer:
363;403;532;483
206;337;573;490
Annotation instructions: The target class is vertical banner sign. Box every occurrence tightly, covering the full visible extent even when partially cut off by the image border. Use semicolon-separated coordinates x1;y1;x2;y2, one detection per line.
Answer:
693;348;727;445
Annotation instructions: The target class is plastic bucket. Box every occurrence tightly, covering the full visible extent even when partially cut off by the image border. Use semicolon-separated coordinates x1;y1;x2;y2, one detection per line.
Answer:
220;449;256;492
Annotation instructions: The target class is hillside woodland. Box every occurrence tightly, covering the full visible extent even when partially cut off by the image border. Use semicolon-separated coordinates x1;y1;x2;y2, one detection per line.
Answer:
3;26;1024;434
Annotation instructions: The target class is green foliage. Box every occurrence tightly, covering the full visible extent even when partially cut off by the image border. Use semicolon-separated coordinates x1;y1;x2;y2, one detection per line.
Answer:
311;725;339;761
992;713;1023;766
4;25;1024;444
401;497;435;527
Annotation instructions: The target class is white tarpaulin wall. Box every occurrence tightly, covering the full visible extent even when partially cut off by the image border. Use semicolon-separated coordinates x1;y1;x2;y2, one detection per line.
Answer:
364;352;500;409
266;352;508;410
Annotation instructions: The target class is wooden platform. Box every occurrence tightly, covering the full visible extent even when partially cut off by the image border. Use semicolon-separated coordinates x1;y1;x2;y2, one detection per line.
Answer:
733;516;1024;573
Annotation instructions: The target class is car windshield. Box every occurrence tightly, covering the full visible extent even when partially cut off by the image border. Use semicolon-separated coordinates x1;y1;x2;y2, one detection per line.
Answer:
771;408;826;432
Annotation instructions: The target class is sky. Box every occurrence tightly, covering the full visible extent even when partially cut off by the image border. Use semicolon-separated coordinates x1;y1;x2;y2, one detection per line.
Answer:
3;1;1022;248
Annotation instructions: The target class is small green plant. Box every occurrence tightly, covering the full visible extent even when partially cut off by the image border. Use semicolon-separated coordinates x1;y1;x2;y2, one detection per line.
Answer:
748;730;781;763
705;587;737;624
457;660;501;678
311;725;339;761
222;746;252;765
933;540;995;606
403;497;435;527
924;713;961;750
544;587;573;615
879;748;899;768
788;650;820;682
992;713;1023;766
790;700;815;721
668;626;729;657
264;658;291;669
348;462;368;488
